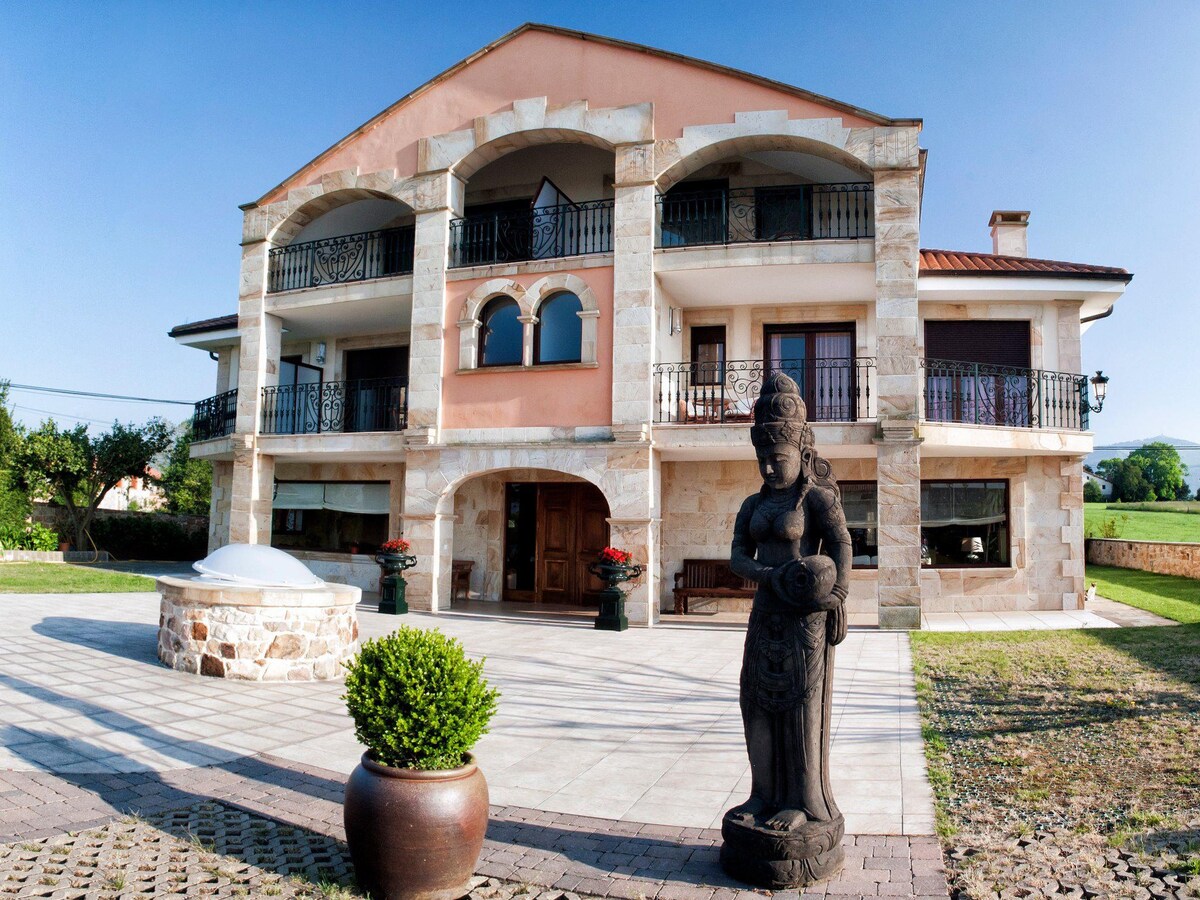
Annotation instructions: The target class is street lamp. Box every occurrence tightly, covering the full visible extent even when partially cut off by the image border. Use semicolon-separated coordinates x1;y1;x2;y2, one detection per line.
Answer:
1089;370;1109;413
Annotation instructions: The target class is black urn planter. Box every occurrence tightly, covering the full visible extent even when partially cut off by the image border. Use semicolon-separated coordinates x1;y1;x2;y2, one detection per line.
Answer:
375;553;417;615
588;562;643;631
344;752;489;900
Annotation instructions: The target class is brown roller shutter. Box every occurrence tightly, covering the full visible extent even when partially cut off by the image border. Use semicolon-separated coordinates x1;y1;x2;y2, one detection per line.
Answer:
924;321;1031;367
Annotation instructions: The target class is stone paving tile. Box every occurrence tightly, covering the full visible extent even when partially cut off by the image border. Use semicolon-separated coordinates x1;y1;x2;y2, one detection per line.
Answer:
0;757;948;897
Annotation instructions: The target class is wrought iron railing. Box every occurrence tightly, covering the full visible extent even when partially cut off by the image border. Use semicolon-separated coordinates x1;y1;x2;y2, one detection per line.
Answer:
449;199;615;268
192;389;238;441
653;358;875;425
260;376;408;435
267;225;415;293
656;183;874;248
922;358;1091;431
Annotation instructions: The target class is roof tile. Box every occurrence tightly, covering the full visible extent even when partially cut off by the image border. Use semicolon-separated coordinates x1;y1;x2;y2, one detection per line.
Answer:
920;249;1131;280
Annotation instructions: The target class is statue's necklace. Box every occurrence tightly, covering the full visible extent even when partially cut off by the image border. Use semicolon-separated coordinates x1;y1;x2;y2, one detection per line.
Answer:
761;483;801;514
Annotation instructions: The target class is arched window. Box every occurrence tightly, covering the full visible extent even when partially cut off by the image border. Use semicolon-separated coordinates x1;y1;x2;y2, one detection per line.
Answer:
534;292;583;364
479;298;523;366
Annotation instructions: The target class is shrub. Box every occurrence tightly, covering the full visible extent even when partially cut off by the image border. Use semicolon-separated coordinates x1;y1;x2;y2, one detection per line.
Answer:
343;626;500;770
0;521;60;551
1083;481;1103;503
89;514;207;560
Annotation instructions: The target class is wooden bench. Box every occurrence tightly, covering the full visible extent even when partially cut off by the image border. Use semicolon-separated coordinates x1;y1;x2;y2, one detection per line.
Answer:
672;558;756;614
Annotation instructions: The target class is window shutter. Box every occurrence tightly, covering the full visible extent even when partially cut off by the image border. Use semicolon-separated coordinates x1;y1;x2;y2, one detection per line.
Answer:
924;321;1031;367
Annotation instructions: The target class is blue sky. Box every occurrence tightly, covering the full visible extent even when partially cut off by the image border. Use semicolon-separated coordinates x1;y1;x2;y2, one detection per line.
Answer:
1;1;1196;448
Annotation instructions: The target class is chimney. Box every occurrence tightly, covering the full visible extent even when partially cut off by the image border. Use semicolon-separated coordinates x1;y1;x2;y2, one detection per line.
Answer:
990;210;1030;257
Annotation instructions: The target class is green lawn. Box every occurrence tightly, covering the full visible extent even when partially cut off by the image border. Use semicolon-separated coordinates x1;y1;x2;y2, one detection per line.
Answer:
912;624;1200;895
0;562;156;593
1087;564;1200;624
1085;502;1200;542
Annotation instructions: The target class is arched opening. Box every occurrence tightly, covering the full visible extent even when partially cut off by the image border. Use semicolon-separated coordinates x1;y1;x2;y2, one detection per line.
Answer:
268;195;416;293
478;297;523;366
534;291;583;364
656;141;873;248
451;143;616;267
450;470;611;610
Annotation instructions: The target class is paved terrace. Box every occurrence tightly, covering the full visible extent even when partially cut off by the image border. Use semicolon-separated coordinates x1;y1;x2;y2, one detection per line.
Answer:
0;591;953;898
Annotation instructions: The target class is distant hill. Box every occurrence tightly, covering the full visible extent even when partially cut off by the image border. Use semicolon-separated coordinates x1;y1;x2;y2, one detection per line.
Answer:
1086;435;1200;493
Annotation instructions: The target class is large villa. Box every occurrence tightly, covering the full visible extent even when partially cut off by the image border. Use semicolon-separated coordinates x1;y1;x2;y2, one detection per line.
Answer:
170;24;1132;628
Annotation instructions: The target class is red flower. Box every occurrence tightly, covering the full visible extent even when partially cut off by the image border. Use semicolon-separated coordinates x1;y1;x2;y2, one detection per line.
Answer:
598;546;633;565
380;538;411;555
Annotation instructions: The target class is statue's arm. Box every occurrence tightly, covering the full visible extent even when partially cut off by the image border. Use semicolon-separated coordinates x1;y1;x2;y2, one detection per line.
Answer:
812;488;853;604
730;494;771;583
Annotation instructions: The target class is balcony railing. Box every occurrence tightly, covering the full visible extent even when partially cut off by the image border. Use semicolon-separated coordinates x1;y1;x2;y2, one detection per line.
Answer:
449;199;615;268
192;389;238;441
654;358;875;425
260;376;408;435
656;183;874;249
922;359;1091;431
267;225;415;293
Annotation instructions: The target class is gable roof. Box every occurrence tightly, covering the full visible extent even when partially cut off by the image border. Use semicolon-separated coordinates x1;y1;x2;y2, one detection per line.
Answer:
168;313;238;338
251;23;919;208
920;249;1132;281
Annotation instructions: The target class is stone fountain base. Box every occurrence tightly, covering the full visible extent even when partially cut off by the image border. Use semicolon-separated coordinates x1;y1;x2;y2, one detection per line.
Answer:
156;575;361;681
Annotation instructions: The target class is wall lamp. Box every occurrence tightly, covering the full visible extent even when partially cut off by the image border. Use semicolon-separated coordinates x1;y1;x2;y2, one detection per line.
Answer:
316;341;327;365
1089;370;1109;413
668;307;682;336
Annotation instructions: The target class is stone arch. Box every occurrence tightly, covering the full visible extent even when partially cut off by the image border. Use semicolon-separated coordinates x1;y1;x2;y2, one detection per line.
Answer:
526;273;600;366
457;279;528;370
656;130;874;193
418;97;652;178
266;184;415;246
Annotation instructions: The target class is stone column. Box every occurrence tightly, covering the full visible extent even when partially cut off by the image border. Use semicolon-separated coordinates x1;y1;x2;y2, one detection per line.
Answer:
872;166;923;629
1060;456;1086;609
228;237;282;546
610;142;656;438
398;447;453;612
602;445;661;626
404;172;462;441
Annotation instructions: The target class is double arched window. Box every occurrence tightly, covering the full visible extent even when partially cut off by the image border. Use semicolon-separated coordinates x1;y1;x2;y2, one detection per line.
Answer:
534;292;583;365
479;297;523;366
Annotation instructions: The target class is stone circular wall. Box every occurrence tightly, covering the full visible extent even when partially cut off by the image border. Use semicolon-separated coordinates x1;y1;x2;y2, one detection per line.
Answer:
156;575;361;681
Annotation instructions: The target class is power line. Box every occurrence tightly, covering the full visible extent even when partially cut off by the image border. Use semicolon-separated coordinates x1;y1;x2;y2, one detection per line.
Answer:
4;382;193;406
12;404;115;426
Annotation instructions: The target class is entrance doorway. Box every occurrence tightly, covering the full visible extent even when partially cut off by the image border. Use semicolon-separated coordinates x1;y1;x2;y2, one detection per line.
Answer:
503;481;610;606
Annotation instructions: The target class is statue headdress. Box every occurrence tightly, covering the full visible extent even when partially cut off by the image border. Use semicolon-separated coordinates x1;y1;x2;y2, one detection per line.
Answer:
750;372;814;450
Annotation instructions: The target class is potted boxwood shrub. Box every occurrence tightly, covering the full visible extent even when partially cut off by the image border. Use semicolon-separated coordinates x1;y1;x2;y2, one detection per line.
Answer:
343;626;500;900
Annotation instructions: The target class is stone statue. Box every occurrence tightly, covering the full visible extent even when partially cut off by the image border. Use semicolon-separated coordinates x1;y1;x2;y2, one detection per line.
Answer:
720;372;851;888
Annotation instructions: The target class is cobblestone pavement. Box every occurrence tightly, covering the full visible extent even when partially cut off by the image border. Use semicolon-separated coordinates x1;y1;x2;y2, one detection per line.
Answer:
0;757;949;899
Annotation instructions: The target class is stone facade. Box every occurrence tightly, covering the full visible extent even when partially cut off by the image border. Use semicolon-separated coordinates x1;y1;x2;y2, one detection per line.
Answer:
1087;538;1200;580
156;576;360;681
179;30;1127;627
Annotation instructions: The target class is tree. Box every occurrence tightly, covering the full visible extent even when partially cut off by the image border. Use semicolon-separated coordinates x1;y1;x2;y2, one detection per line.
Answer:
156;422;212;515
1096;457;1155;503
13;418;173;548
1083;480;1103;503
1125;442;1188;503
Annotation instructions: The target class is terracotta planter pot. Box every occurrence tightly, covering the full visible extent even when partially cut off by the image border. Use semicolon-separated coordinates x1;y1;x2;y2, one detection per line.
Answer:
344;752;489;900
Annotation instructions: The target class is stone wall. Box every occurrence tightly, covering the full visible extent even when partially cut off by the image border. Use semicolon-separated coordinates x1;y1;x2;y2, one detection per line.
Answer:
659;459;880;618
1086;538;1200;580
157;575;360;681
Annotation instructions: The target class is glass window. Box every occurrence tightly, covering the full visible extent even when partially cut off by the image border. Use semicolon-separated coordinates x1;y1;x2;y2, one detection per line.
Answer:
479;297;523;366
840;482;878;568
534;292;583;364
921;481;1009;567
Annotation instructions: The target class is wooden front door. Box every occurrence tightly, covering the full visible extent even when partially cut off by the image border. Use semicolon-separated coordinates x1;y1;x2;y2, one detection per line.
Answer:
530;483;610;606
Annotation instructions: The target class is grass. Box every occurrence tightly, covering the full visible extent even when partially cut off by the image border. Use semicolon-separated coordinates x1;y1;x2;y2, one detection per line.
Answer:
1088;565;1200;624
1085;502;1200;542
0;562;155;593
911;624;1200;895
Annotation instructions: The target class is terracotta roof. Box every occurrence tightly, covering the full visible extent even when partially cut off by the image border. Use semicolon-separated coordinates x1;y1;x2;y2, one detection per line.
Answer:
920;249;1131;281
168;314;238;338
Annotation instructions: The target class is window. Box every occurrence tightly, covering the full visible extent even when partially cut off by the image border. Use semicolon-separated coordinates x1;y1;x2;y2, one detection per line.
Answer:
479;297;523;366
764;324;856;421
534;292;583;364
921;481;1010;567
840;482;879;567
659;179;729;247
924;321;1033;427
271;481;390;554
690;326;726;386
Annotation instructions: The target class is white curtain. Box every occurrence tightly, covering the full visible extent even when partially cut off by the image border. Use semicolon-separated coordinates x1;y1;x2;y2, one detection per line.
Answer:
921;482;1006;527
273;482;390;515
813;332;853;420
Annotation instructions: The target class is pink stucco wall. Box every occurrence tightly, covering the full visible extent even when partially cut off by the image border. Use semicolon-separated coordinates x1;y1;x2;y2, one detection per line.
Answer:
441;267;613;429
261;29;880;205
